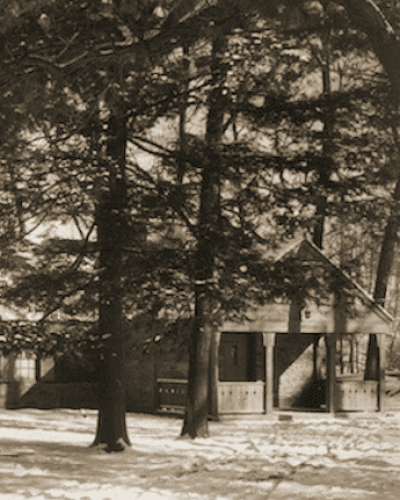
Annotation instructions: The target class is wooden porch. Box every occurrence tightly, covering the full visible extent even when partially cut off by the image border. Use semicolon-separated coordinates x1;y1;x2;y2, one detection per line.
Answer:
156;240;393;417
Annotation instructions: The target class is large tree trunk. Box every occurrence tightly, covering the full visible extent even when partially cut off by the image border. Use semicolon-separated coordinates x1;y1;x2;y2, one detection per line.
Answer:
313;38;334;248
93;110;130;452
337;0;400;99
181;36;226;437
374;180;400;304
373;214;398;301
365;179;400;379
93;198;130;451
181;284;214;438
178;40;212;437
208;326;220;421
181;155;219;437
205;36;227;423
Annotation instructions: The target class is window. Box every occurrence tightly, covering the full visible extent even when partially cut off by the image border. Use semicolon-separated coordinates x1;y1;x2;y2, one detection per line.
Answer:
16;351;36;380
0;351;36;382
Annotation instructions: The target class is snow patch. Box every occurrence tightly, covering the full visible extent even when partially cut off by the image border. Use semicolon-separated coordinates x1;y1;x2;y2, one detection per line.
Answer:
0;410;400;499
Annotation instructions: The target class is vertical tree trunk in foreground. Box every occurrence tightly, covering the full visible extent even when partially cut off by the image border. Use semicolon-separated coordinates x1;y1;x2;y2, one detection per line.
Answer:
338;0;400;99
313;35;334;249
374;179;400;305
334;0;400;383
365;112;400;380
93;110;130;451
208;327;220;420
181;157;218;437
365;180;400;380
181;285;213;438
94;199;130;451
181;36;226;437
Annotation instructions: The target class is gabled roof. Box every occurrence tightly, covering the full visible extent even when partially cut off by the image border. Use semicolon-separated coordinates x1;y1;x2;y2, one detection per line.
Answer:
276;238;393;325
224;237;393;334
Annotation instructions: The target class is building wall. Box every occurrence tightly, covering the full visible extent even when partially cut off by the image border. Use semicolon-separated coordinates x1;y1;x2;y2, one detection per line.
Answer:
124;355;159;413
0;329;330;413
0;316;191;412
17;382;98;409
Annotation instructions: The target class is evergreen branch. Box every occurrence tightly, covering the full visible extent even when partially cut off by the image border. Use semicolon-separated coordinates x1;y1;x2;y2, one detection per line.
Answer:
37;274;96;325
36;221;96;324
129;136;176;158
126;158;197;236
20;212;48;239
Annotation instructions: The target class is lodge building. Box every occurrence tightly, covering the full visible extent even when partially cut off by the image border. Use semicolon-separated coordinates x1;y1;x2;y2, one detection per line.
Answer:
0;239;393;415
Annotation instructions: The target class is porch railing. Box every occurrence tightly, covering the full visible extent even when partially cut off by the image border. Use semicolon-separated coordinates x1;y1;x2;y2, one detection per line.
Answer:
156;378;187;414
335;379;378;411
156;379;266;414
218;381;265;414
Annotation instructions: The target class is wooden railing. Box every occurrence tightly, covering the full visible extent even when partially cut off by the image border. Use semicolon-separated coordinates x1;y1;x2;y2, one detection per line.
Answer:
157;377;379;414
335;379;378;411
156;378;187;414
156;379;266;414
218;381;265;414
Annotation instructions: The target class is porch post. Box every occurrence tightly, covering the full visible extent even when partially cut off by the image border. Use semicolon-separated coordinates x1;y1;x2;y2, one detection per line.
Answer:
152;341;161;412
326;333;336;413
313;335;319;381
377;333;386;412
350;337;356;374
328;291;344;414
262;333;276;415
209;329;221;420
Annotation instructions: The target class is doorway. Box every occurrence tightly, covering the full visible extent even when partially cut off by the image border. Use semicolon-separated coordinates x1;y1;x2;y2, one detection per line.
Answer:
218;332;265;414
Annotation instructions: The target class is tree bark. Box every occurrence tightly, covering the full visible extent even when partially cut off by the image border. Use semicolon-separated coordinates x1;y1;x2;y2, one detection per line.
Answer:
365;179;400;380
319;0;400;384
365;103;400;377
312;38;334;248
374;180;400;304
208;326;220;421
93;199;130;451
181;156;218;437
337;0;400;100
181;36;226;437
178;42;190;185
181;284;213;438
93;110;130;452
373;215;398;300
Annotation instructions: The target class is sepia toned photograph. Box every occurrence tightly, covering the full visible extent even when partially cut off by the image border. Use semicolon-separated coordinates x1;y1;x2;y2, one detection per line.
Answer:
0;1;399;498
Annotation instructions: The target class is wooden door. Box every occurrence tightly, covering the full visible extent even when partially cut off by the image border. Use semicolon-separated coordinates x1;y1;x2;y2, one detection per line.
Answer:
219;333;249;381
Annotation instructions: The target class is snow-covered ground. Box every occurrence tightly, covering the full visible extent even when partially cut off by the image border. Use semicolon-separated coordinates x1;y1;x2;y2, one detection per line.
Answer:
1;409;400;499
